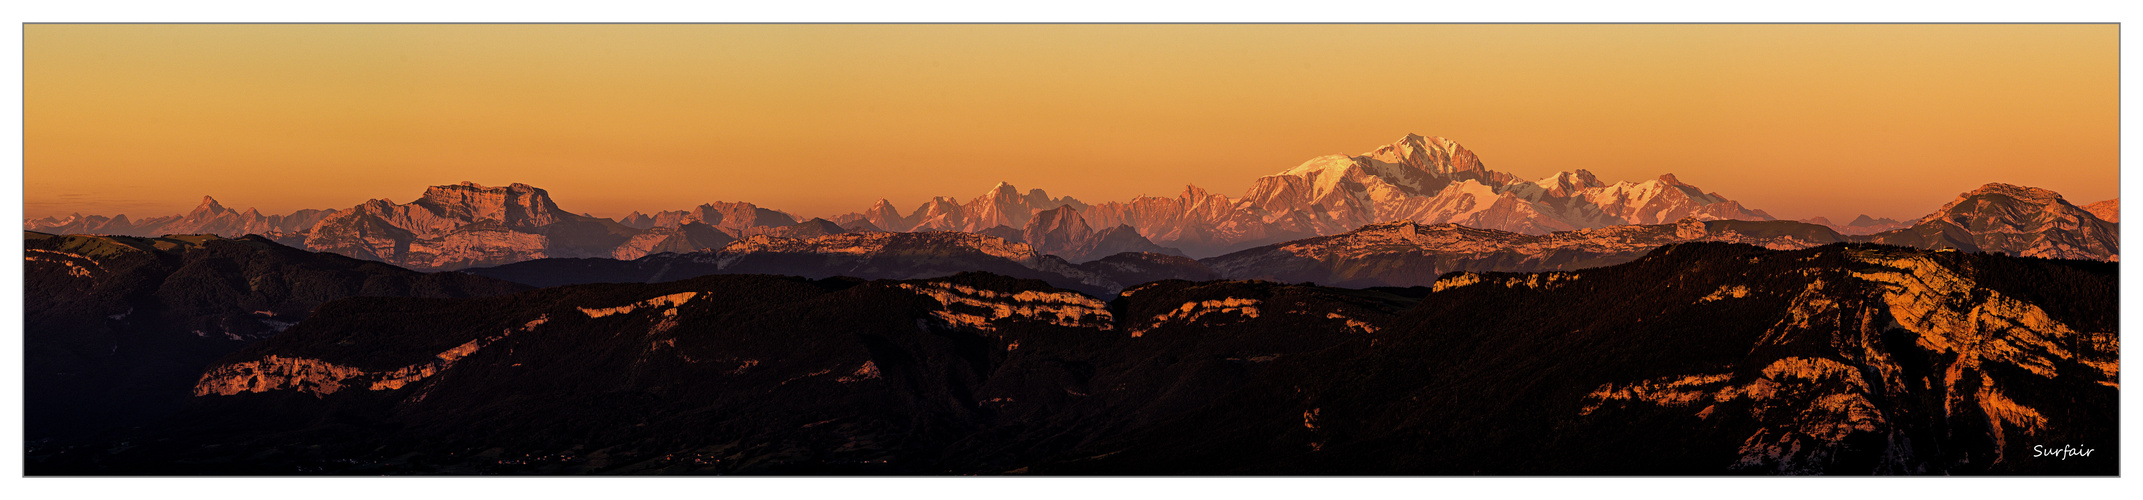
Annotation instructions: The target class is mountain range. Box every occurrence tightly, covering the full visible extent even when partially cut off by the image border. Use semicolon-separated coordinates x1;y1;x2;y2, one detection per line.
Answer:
26;242;2115;474
38;134;2105;270
22;231;528;440
454;181;2116;293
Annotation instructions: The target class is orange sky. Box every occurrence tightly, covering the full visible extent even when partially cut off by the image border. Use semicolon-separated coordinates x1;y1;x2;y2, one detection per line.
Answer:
24;24;2118;223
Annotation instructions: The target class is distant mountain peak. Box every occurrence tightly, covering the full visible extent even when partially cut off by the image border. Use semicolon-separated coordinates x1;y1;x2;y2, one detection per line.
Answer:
1535;170;1608;196
193;196;227;214
1364;133;1482;175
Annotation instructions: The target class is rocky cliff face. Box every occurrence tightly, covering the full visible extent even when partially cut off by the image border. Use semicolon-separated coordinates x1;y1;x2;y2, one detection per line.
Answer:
33;243;2111;475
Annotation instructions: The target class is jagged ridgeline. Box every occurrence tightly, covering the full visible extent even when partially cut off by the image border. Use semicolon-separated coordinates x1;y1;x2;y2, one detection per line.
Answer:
29;242;2114;475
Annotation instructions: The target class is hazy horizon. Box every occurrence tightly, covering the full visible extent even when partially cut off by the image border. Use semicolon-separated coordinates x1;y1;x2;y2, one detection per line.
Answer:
26;24;2118;223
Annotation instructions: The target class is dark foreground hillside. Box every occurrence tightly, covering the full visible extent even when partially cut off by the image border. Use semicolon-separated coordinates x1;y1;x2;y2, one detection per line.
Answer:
26;242;2117;475
22;232;530;441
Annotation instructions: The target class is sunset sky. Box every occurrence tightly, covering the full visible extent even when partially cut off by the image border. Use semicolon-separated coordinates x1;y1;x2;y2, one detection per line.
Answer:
24;24;2118;222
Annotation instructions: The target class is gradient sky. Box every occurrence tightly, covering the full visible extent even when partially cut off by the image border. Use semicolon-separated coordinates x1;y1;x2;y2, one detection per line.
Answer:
25;24;2118;222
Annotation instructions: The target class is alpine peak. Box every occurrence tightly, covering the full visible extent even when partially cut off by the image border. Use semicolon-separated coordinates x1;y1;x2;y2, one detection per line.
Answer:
193;196;227;214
